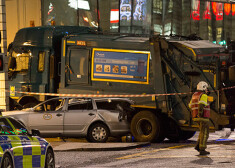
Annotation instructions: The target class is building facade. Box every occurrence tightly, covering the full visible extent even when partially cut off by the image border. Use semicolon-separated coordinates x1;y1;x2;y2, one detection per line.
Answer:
41;0;235;45
5;0;235;46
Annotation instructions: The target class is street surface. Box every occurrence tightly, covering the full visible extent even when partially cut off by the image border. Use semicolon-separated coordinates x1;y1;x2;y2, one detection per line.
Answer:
54;129;235;168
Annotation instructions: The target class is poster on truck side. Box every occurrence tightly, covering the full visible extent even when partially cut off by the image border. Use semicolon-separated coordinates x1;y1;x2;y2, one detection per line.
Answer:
91;48;150;84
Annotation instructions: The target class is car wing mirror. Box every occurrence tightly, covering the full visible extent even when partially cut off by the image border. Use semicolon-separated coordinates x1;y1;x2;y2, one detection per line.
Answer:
31;129;41;136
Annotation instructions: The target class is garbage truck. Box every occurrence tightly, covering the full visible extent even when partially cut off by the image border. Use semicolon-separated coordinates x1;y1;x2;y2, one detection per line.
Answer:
7;26;235;142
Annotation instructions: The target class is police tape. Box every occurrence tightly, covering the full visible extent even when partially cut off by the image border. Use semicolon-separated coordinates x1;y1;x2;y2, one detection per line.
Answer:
7;85;235;98
221;86;235;91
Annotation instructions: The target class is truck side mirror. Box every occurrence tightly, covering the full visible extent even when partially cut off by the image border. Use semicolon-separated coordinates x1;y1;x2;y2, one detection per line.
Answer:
229;65;235;82
8;57;16;69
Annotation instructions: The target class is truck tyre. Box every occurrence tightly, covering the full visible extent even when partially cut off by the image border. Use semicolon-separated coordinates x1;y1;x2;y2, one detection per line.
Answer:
180;131;196;141
131;111;165;142
88;123;109;143
23;102;38;108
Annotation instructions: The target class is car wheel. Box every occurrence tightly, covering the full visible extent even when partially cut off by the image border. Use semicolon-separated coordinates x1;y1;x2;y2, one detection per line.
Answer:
45;148;55;168
88;123;109;143
2;153;13;168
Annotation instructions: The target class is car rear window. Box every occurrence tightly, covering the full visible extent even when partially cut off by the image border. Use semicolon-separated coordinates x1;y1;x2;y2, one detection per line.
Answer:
68;98;93;110
95;100;132;111
96;101;118;110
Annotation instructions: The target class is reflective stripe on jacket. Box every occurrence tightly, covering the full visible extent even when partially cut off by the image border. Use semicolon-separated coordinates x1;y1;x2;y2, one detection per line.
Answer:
189;92;210;118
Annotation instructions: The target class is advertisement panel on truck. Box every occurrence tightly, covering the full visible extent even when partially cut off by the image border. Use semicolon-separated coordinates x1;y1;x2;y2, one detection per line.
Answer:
91;48;150;84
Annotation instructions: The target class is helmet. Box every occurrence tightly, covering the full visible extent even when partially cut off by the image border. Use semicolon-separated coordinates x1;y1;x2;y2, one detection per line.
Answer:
197;81;209;91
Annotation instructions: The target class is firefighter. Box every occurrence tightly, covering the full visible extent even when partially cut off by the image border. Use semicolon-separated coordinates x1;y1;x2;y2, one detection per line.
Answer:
189;81;210;155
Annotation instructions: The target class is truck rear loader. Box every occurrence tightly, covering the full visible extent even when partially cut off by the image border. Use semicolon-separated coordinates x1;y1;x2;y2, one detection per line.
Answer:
7;26;235;142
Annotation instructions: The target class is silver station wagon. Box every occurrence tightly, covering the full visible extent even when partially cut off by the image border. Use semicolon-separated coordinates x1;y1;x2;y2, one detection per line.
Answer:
3;97;133;142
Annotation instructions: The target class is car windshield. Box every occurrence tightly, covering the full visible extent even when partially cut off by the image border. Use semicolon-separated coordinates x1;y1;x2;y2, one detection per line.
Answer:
0;118;28;135
34;98;65;112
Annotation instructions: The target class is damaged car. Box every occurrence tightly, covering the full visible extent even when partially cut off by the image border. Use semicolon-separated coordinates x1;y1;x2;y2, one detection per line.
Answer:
2;97;134;142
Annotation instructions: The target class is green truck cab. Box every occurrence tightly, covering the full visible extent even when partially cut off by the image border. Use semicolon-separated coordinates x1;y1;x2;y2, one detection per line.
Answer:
8;26;95;110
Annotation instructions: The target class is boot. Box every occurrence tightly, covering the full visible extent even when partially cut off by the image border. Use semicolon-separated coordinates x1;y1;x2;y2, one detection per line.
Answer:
199;150;210;155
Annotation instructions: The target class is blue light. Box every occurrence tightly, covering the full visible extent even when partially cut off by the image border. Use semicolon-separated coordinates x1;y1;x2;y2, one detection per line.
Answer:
215;138;234;141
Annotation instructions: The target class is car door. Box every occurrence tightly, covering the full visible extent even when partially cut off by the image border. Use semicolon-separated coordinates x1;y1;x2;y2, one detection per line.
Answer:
28;98;65;137
63;98;96;136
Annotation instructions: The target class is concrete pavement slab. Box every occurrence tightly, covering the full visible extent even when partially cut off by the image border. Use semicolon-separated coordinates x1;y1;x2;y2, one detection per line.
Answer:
52;142;151;151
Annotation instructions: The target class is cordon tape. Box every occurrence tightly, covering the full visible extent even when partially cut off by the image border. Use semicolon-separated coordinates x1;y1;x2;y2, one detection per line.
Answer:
5;86;235;98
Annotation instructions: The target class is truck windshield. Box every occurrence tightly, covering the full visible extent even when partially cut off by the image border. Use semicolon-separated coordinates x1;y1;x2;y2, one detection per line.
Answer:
9;51;31;72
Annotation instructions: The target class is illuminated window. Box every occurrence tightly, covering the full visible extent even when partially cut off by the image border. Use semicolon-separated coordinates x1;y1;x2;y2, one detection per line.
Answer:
203;2;211;20
133;0;147;21
168;0;173;13
153;0;162;14
212;2;223;21
191;0;200;21
120;0;132;21
12;51;31;72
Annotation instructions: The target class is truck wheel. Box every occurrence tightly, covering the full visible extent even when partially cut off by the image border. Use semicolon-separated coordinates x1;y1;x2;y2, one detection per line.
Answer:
23;102;38;108
180;131;196;141
130;111;165;142
88;123;109;143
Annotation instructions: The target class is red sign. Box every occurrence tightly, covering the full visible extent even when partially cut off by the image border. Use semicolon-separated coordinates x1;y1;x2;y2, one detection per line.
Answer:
110;9;119;23
203;2;211;20
224;3;231;15
191;0;200;20
211;2;223;21
233;4;235;16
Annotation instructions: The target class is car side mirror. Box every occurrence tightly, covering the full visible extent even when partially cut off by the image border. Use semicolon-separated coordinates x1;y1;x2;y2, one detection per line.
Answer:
31;129;40;136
